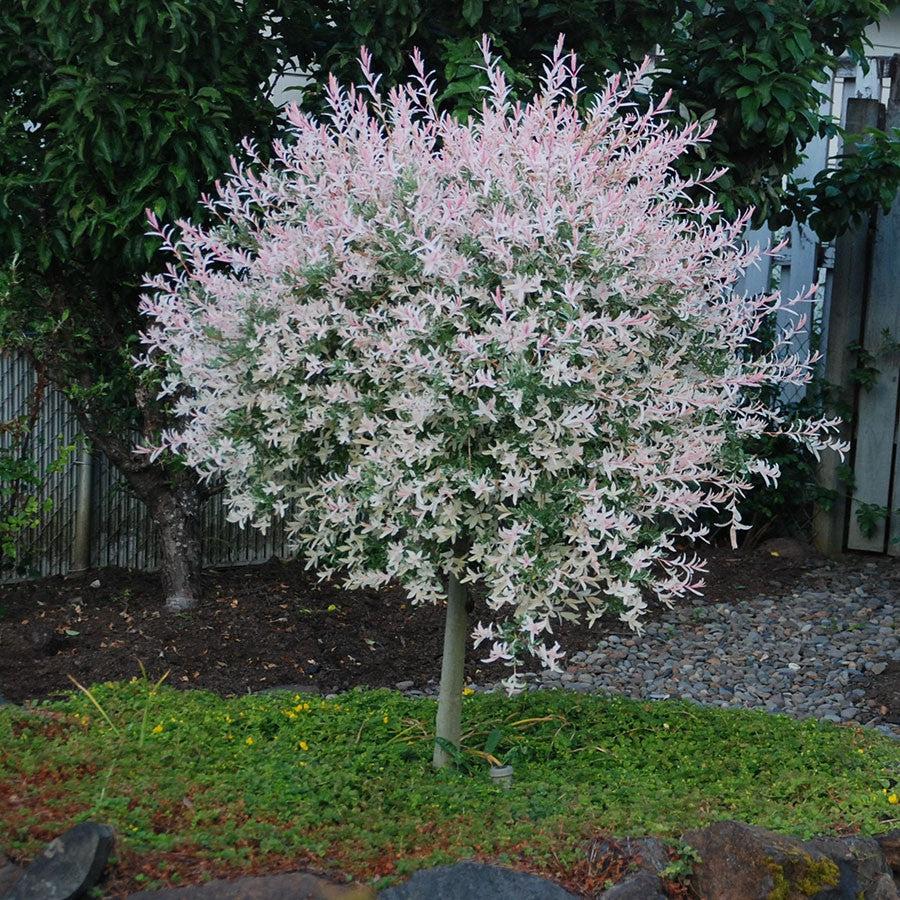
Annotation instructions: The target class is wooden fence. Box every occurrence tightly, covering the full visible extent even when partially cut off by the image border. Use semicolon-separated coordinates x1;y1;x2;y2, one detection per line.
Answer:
818;56;900;557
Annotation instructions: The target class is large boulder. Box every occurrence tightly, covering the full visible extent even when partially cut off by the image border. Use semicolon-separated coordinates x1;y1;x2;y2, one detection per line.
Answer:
5;822;114;900
126;872;375;899
682;821;841;900
620;837;669;876
803;835;897;899
598;869;666;899
0;852;23;896
877;831;900;881
378;861;576;899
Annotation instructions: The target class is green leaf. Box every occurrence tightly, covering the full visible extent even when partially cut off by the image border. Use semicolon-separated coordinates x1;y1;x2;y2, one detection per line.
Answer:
483;727;503;756
461;0;483;27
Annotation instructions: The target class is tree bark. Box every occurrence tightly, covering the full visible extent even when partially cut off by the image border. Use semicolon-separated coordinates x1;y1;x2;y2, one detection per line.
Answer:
433;571;469;770
145;477;202;612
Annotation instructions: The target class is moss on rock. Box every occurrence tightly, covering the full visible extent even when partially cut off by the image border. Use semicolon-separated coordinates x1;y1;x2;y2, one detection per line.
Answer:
764;851;840;899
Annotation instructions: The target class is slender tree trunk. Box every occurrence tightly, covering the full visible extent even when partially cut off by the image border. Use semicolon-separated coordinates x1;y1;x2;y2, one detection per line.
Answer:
146;479;202;612
22;319;206;612
433;571;469;770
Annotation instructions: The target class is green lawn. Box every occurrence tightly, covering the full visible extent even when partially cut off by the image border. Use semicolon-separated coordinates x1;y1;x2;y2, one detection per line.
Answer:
0;681;897;892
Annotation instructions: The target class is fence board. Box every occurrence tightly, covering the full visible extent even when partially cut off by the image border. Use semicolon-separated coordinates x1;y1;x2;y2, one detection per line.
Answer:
813;99;882;554
847;69;900;553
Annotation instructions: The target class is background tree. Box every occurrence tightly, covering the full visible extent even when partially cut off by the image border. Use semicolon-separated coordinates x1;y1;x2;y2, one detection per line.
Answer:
0;0;318;608
140;43;845;767
300;0;899;232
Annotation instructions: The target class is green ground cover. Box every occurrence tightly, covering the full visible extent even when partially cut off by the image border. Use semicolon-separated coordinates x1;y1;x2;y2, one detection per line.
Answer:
0;681;896;891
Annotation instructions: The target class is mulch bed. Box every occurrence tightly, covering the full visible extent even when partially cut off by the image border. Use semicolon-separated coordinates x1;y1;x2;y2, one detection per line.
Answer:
0;543;833;705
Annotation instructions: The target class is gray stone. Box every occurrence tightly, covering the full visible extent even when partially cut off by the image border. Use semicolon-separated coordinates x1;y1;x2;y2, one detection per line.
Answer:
394;681;414;691
871;874;900;900
0;852;23;896
622;837;669;875
379;862;577;899
877;830;900;879
126;872;375;899
803;835;896;899
7;822;114;900
599;870;665;899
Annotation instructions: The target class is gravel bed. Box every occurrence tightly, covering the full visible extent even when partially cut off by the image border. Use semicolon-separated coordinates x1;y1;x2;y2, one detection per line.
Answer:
399;557;900;738
538;558;899;736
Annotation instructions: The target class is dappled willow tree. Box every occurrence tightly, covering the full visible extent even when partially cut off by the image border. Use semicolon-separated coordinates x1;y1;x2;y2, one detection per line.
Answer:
141;43;845;766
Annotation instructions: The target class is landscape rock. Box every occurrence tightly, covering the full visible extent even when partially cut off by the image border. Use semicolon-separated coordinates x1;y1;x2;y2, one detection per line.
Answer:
682;820;841;900
126;872;375;899
877;831;900;879
5;822;114;900
378;861;576;899
0;852;23;896
598;869;666;899
621;837;669;876
872;874;900;900
803;835;897;899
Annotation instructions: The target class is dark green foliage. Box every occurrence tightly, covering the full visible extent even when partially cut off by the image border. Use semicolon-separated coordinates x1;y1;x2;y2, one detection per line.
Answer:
737;401;830;544
791;126;900;240
0;0;314;430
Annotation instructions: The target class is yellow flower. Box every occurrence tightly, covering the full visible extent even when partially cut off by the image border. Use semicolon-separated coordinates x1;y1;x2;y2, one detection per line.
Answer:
284;711;297;719
245;736;255;746
889;793;898;805
383;715;390;724
462;687;475;697
151;724;164;734
299;740;309;751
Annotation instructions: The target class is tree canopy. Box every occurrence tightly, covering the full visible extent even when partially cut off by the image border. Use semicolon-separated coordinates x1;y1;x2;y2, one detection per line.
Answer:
301;0;898;232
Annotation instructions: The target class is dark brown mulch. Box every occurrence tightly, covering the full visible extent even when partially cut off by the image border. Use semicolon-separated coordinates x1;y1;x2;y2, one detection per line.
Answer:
0;544;824;705
867;660;900;725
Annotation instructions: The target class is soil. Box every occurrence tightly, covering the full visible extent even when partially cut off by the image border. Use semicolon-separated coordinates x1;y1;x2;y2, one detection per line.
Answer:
867;660;900;725
0;542;854;706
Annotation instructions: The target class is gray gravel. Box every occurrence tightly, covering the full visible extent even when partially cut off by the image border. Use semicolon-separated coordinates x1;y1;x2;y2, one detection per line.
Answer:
396;557;899;737
533;558;899;737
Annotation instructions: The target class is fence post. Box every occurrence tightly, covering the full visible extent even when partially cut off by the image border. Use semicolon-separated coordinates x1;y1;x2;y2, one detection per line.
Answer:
72;437;93;571
813;97;882;556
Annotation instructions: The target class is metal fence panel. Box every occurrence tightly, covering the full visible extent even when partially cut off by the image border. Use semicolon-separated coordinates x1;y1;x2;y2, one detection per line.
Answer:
1;351;291;581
